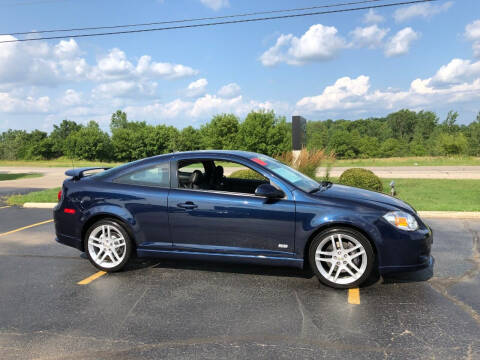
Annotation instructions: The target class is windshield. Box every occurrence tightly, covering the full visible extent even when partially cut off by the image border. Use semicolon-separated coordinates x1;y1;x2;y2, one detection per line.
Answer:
251;155;320;193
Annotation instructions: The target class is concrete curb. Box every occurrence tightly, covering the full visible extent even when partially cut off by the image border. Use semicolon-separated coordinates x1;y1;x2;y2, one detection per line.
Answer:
23;202;57;209
418;211;480;219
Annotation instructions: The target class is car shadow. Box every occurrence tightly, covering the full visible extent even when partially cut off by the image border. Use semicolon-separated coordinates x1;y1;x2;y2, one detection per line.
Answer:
122;256;316;279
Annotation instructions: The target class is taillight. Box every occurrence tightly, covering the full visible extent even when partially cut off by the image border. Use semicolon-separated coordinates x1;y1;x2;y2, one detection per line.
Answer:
64;208;76;214
58;190;62;201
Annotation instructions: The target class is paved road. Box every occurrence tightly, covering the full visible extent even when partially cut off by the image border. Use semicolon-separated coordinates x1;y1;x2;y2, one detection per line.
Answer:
0;207;479;359
1;165;480;190
325;166;480;179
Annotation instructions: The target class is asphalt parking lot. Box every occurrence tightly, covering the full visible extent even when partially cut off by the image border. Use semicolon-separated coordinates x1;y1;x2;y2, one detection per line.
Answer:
0;206;479;360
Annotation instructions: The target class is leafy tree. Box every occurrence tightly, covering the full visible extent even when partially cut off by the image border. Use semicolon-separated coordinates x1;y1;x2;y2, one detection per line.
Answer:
110;110;128;131
201;114;239;150
65;121;112;161
442;110;459;133
0;130;28;160
386;109;417;142
177;126;201;151
50;120;82;156
466;112;480;155
237;110;291;156
434;132;468;155
327;130;360;159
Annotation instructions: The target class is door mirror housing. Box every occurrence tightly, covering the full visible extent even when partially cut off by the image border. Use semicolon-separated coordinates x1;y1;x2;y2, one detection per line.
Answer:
255;183;284;199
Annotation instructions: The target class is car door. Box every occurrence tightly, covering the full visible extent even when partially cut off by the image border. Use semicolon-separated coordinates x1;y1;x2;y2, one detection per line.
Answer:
167;156;296;257
111;161;171;248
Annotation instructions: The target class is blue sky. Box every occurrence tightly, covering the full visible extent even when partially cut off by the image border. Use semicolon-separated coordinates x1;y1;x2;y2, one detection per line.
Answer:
0;0;479;132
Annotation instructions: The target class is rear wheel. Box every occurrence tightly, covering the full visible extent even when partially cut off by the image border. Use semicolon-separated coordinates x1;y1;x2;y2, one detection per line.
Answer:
309;227;374;289
84;219;132;272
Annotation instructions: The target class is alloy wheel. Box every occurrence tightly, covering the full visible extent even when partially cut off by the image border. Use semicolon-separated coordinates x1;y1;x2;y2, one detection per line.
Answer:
314;233;368;286
87;224;127;269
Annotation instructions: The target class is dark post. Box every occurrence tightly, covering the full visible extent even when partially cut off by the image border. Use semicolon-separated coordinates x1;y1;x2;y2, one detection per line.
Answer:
292;116;307;150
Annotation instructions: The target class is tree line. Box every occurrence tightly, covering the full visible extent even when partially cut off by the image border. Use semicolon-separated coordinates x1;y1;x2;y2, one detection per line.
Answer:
0;109;479;162
0;110;291;162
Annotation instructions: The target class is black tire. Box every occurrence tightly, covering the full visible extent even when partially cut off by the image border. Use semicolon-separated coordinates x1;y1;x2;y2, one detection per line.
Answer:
84;219;132;272
308;227;375;289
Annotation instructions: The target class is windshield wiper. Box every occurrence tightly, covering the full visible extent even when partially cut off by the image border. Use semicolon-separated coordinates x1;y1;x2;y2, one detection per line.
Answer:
309;181;332;193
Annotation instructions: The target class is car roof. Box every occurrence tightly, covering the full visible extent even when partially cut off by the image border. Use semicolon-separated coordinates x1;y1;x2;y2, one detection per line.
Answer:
150;150;263;161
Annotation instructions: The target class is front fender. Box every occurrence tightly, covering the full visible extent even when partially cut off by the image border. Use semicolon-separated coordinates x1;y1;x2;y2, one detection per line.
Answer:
293;199;384;265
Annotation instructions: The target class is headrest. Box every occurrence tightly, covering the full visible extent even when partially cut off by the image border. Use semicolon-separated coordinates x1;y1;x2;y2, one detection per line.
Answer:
214;165;224;178
190;170;203;185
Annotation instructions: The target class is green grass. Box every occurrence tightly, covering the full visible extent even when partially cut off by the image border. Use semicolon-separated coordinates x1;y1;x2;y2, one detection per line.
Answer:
318;177;480;211
2;156;479;168
0;157;121;168
6;187;60;206
322;156;480;167
0;173;42;181
379;178;480;211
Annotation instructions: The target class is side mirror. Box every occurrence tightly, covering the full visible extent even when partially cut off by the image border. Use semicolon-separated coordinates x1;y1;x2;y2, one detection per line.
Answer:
255;184;284;199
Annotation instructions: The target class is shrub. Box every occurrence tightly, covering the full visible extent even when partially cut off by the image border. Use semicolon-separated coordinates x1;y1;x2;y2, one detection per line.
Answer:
229;169;266;180
276;148;334;179
338;168;383;192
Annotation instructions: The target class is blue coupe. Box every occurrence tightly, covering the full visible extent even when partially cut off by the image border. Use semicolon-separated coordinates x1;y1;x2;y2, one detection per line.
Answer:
54;150;433;288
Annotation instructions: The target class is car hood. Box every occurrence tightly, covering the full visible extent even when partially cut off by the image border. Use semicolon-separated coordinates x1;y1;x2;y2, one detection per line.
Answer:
314;184;415;213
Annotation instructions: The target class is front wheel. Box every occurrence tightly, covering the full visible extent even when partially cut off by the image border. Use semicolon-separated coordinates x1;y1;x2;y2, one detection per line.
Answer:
84;219;132;272
309;227;374;289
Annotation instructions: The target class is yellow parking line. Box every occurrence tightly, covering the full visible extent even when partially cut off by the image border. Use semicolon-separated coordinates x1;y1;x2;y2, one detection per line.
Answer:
348;288;360;305
0;219;53;238
0;206;10;209
77;271;107;285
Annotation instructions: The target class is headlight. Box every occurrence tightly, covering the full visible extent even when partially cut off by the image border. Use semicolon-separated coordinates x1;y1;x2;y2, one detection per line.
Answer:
383;211;418;231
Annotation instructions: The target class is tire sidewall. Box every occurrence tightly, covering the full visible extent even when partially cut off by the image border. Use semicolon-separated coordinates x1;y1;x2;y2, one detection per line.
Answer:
84;219;132;272
309;227;374;289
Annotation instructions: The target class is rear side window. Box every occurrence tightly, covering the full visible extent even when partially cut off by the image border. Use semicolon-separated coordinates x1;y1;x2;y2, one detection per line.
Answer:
114;162;170;188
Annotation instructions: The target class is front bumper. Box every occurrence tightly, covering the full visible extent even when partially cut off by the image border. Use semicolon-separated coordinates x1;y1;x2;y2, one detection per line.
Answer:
377;220;433;274
379;255;433;274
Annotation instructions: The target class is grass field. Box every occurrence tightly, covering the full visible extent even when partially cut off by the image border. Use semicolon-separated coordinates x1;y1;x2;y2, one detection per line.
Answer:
6;187;61;206
323;156;480;167
320;178;480;212
0;158;121;168
378;178;480;211
2;156;480;168
0;173;42;181
6;179;480;211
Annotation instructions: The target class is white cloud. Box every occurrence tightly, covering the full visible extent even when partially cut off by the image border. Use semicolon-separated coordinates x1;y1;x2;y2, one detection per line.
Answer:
123;93;290;124
92;80;158;99
135;55;198;79
185;78;208;98
0;91;50;113
430;58;480;85
200;0;229;11
393;1;453;23
61;89;83;107
54;39;81;59
0;37;198;88
350;25;389;49
384;27;419;57
465;20;480;57
363;9;385;24
296;57;480;116
260;24;346;66
217;82;240;98
296;76;370;111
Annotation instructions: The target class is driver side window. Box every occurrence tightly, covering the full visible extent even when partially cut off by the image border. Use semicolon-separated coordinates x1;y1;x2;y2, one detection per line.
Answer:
176;159;269;195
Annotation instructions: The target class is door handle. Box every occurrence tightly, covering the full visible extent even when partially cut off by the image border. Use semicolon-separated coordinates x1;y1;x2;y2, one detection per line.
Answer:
177;202;198;209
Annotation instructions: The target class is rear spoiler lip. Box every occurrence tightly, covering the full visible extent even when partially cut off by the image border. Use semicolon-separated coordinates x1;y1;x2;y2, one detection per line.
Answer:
65;167;111;180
